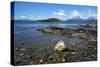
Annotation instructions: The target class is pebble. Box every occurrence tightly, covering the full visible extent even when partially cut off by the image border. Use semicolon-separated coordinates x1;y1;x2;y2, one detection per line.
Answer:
29;61;34;64
20;48;26;51
48;56;52;59
25;55;31;59
62;59;65;62
71;52;76;55
19;53;24;56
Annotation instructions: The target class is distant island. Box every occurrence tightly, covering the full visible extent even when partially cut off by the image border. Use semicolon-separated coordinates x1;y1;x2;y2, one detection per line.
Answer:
37;18;63;22
13;17;97;24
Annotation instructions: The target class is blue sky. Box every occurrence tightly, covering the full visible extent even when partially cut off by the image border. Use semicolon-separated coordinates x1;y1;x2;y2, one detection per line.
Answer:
12;1;97;20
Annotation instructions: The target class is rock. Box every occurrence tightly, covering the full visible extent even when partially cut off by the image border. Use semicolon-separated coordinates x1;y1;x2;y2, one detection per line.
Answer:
54;40;66;51
25;55;31;59
71;52;76;55
72;42;75;45
41;29;52;33
48;56;53;59
62;59;65;62
39;59;43;63
15;48;19;51
29;61;34;64
19;53;24;56
37;27;64;35
72;33;86;37
19;48;26;51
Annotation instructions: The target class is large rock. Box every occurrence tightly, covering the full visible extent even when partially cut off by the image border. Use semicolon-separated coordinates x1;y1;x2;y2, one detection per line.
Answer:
54;40;66;51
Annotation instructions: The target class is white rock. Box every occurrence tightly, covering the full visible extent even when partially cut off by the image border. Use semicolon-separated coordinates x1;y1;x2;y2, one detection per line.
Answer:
39;59;43;63
54;40;66;51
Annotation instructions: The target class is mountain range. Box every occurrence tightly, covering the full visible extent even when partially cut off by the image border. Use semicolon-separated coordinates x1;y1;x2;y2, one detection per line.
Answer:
64;17;97;24
13;17;97;24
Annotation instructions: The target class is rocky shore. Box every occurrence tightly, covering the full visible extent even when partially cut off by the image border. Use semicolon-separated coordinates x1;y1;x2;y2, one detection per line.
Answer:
14;41;97;65
14;24;97;65
38;24;97;42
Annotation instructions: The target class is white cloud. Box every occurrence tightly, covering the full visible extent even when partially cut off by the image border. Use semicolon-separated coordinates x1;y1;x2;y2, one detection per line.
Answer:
20;16;27;18
53;10;82;20
87;9;97;19
19;16;28;20
53;9;66;16
68;10;97;19
15;15;35;20
14;15;28;20
15;9;97;20
70;10;80;18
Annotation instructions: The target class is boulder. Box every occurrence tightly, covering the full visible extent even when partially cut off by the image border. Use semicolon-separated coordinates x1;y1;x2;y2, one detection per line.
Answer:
54;40;66;51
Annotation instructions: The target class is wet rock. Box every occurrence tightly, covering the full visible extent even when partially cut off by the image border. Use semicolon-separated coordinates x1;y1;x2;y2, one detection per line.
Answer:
19;48;26;52
40;28;52;33
54;40;66;51
29;61;34;64
62;58;65;62
37;27;64;35
48;56;53;59
25;55;31;59
71;52;76;55
15;48;19;51
72;33;86;37
19;53;24;56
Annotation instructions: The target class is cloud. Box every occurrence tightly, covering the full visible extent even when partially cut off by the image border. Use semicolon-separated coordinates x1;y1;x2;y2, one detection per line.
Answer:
70;10;80;18
53;9;66;16
15;9;97;20
87;9;97;19
15;15;35;20
53;10;82;20
14;15;27;20
19;16;28;20
68;10;97;19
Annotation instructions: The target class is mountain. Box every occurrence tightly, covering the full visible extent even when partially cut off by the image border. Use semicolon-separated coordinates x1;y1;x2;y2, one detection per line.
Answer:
37;18;63;22
64;18;97;24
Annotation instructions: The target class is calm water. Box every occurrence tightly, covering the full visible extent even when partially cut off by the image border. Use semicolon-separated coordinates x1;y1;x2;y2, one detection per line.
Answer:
14;21;88;55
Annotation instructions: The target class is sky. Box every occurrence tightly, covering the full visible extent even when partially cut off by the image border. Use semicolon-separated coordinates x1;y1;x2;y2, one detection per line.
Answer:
11;1;97;20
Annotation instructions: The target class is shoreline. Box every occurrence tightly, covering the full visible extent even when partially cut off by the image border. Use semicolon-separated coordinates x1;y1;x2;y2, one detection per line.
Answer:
14;24;97;65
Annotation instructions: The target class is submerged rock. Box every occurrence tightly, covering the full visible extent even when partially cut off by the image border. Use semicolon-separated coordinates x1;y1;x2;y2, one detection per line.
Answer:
54;40;66;51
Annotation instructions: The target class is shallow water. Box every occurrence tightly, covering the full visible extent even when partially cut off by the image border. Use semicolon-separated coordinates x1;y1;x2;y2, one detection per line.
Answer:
14;21;89;56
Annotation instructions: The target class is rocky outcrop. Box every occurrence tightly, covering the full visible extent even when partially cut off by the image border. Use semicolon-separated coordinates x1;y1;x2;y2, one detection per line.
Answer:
38;26;97;42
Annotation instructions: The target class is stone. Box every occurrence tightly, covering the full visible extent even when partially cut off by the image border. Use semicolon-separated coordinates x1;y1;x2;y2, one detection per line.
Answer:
29;61;34;64
19;53;24;56
48;56;52;59
62;59;65;62
19;48;26;51
71;52;76;55
39;59;43;63
54;40;66;51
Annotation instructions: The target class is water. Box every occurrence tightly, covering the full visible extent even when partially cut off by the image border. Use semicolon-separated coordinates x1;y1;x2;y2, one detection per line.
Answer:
14;20;88;55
